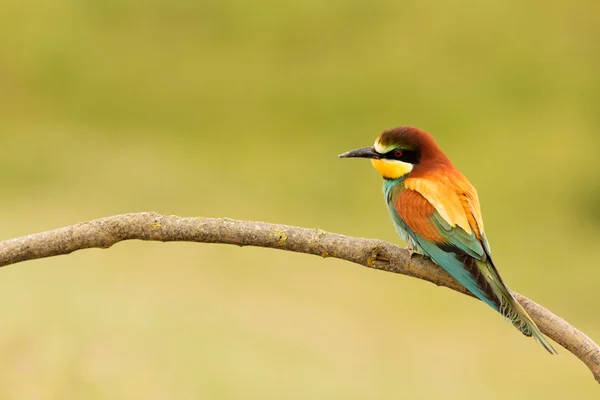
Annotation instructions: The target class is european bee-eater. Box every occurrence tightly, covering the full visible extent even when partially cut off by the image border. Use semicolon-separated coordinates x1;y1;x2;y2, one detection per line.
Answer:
339;126;556;353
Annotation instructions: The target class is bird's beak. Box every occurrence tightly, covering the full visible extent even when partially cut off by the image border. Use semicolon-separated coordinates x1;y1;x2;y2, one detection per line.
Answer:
338;146;380;159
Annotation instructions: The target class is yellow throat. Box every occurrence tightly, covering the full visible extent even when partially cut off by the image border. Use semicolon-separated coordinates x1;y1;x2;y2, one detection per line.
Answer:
371;158;413;180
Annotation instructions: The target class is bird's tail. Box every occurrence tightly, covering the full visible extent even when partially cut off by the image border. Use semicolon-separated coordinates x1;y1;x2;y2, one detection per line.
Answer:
496;288;557;354
476;259;557;354
416;240;556;353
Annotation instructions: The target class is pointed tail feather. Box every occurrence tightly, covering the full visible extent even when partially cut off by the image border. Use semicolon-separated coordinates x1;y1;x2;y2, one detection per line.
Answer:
414;240;556;353
499;294;557;354
466;257;557;354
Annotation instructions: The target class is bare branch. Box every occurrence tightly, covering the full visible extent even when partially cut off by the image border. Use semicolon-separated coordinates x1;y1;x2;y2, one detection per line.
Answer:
0;212;598;383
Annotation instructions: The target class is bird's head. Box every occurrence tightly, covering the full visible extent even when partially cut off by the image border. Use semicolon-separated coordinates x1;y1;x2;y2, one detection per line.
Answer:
339;126;445;180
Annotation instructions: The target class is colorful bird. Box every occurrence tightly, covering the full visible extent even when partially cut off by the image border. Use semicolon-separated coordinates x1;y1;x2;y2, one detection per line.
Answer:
339;126;556;353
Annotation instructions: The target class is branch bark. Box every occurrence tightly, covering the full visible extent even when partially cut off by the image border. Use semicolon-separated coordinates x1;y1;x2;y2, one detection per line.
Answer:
0;212;598;383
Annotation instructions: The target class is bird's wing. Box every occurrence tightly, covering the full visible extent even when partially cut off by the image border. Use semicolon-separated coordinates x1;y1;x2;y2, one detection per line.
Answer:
393;175;501;308
400;175;488;260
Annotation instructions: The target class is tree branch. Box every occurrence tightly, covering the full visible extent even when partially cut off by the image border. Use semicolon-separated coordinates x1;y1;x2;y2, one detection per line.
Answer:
0;212;598;383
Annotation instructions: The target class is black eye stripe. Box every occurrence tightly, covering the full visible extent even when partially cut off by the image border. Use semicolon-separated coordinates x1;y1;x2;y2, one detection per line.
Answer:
383;149;420;164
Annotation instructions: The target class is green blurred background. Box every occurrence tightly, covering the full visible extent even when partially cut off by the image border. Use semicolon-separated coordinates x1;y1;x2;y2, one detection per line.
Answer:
1;0;599;398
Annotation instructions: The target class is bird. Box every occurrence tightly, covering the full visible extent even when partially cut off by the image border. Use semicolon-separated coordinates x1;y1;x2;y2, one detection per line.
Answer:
339;126;556;354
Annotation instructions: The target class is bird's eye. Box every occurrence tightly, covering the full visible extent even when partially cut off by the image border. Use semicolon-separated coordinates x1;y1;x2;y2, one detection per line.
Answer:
393;150;403;158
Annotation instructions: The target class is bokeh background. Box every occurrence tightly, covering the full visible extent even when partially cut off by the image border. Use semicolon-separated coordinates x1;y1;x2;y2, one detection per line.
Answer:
1;0;599;398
